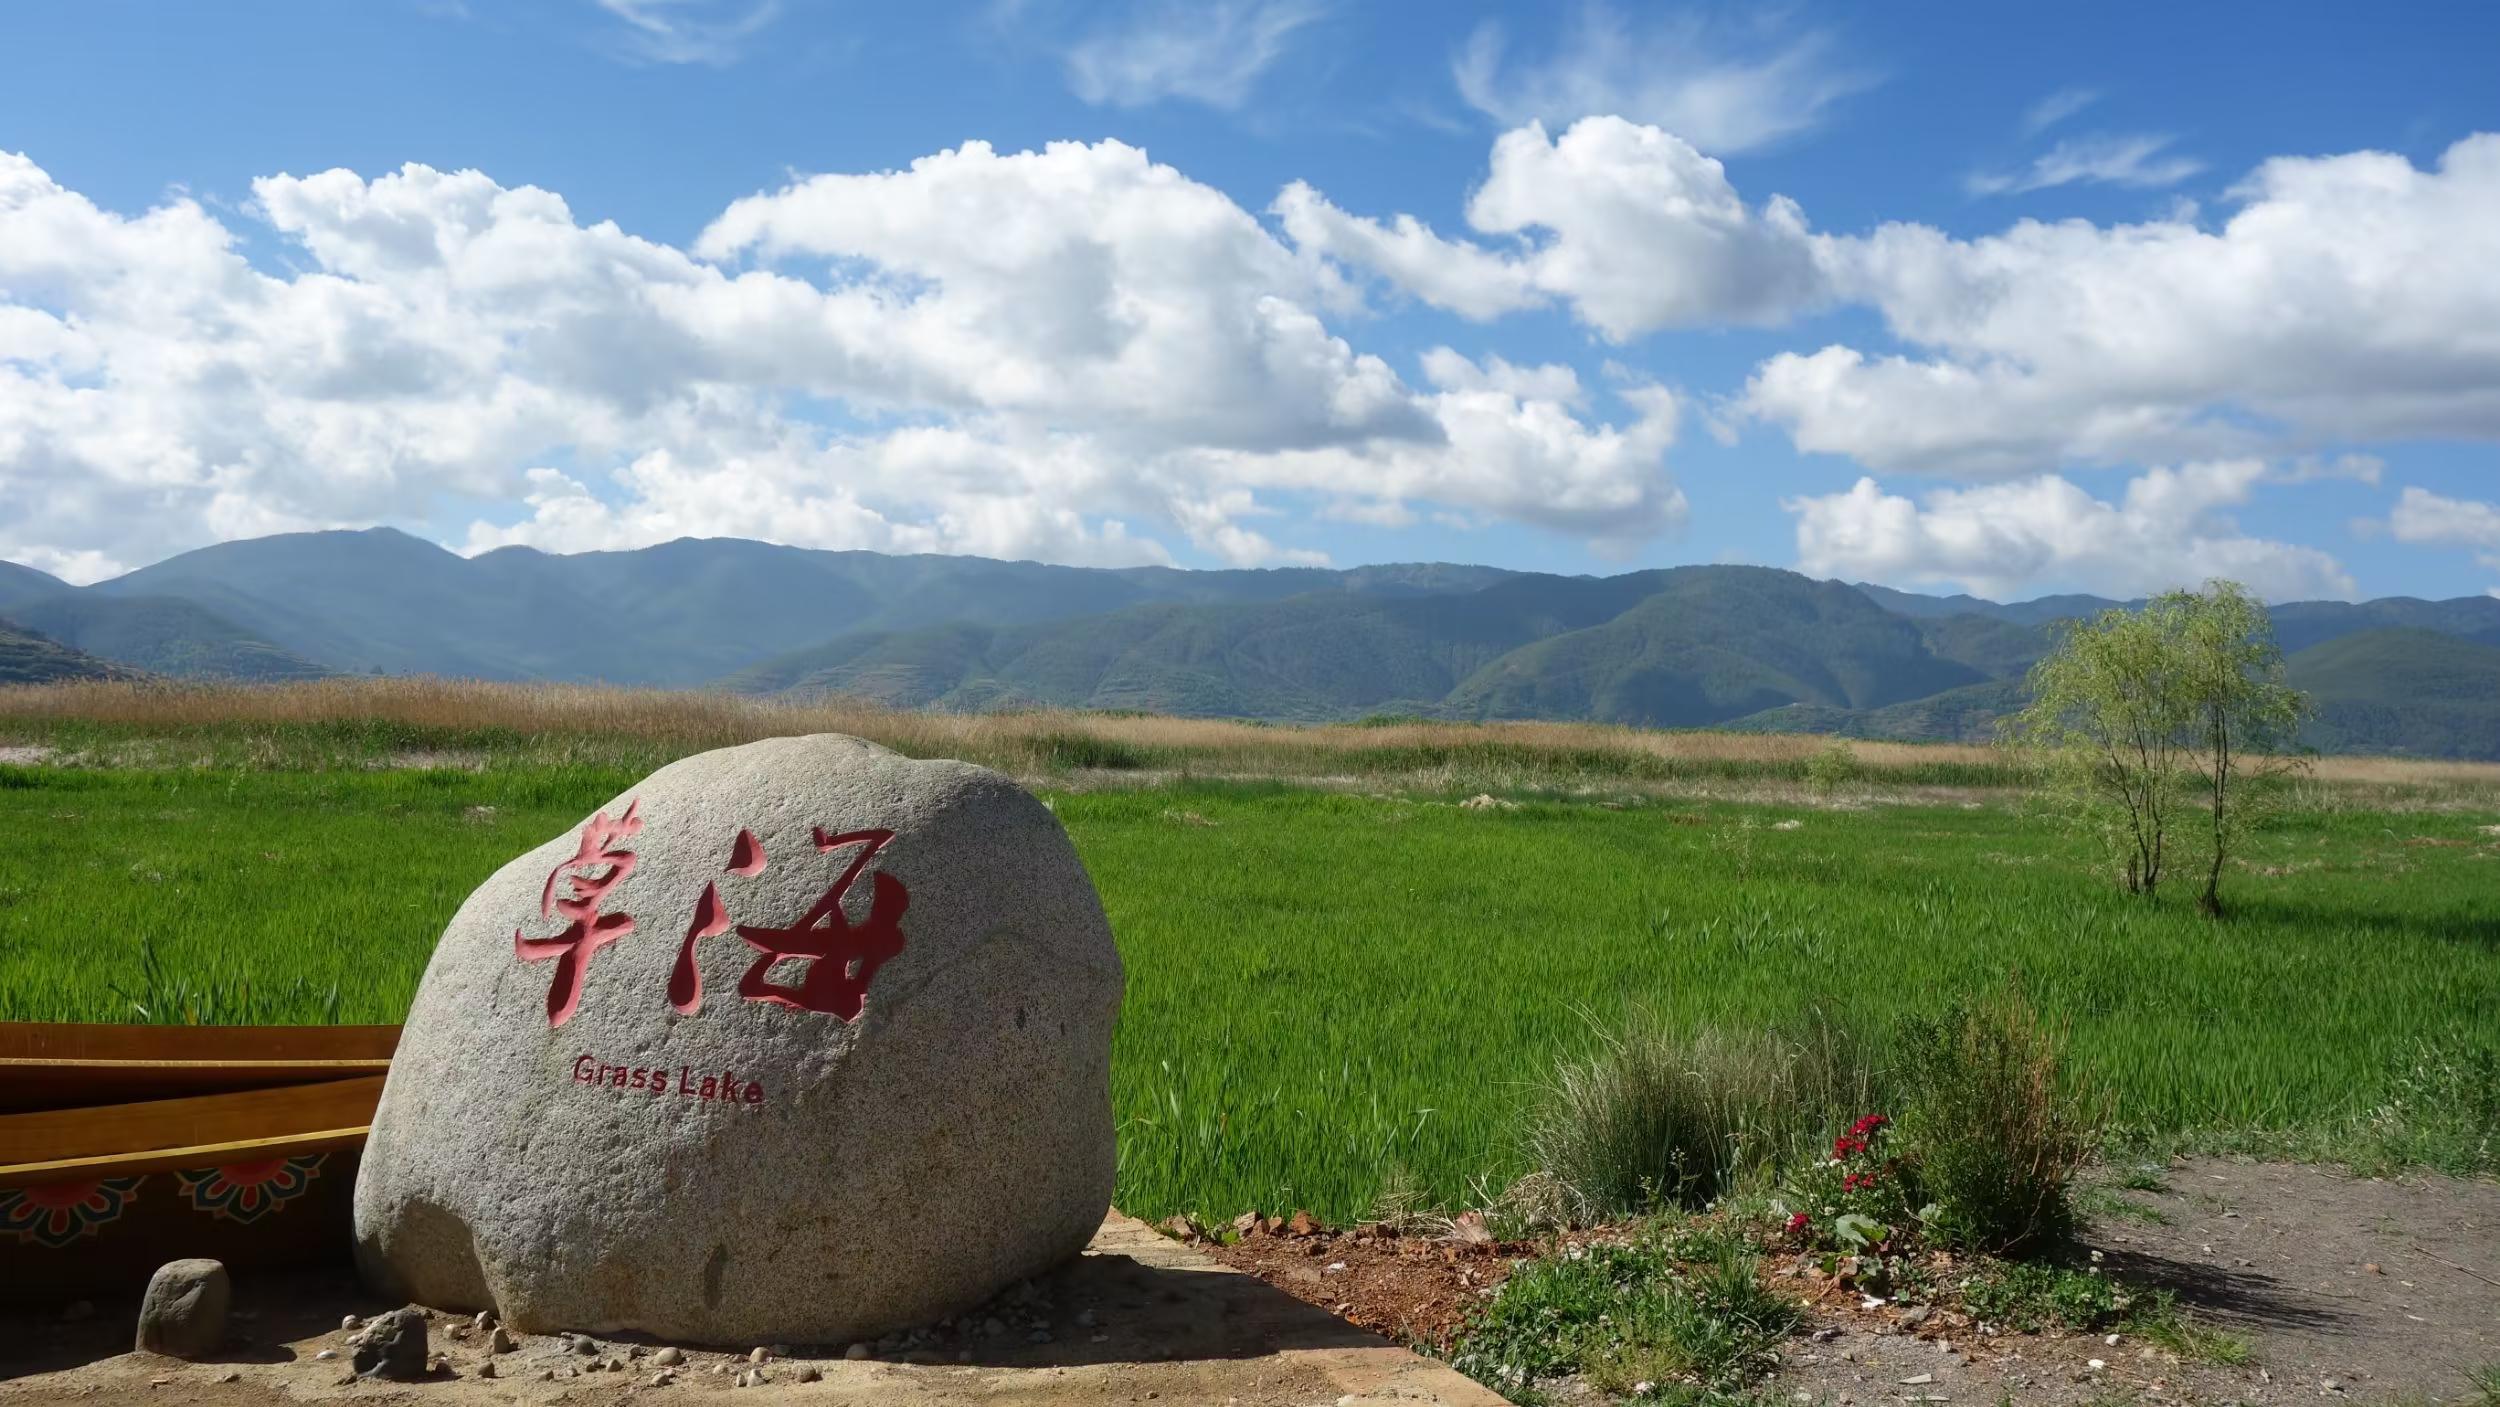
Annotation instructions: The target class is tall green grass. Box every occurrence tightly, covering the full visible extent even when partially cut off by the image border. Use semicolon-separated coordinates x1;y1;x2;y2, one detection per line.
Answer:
0;766;2493;1221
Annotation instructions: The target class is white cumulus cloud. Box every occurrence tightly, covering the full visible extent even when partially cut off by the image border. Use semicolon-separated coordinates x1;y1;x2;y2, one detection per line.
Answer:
1785;461;2357;602
1279;117;1829;339
0;141;1687;580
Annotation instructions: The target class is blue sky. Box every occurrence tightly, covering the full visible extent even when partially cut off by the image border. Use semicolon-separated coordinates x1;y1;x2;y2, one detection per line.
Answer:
2;0;2496;601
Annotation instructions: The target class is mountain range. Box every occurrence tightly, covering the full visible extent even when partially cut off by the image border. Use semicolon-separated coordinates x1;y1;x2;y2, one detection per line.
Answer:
4;528;2497;759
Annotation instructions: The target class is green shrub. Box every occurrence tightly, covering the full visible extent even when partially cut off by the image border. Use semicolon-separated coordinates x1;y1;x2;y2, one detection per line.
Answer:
1805;738;1863;792
1892;993;2104;1255
1523;1013;1883;1222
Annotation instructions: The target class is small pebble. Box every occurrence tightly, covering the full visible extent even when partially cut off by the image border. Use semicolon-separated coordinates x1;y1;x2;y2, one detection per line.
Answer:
844;1342;871;1361
216;1372;240;1384
536;1369;555;1382
476;1360;497;1380
653;1346;684;1366
341;1314;362;1331
650;1371;676;1387
314;1349;338;1361
797;1365;823;1383
489;1327;517;1353
749;1346;769;1364
571;1333;599;1355
473;1309;494;1330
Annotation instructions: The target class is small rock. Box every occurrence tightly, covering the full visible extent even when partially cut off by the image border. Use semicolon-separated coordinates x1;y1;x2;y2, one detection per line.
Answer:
135;1259;231;1359
2363;1262;2382;1275
537;1369;555;1382
650;1371;676;1387
629;1344;648;1359
1286;1209;1321;1237
749;1345;770;1364
2088;1359;2108;1372
844;1342;871;1360
477;1360;497;1380
653;1345;685;1366
1898;1305;1932;1329
315;1350;339;1361
798;1365;823;1383
349;1307;430;1381
341;1313;362;1332
473;1309;495;1330
1074;1309;1097;1328
427;1354;449;1375
570;1332;599;1355
1900;1374;1934;1386
2105;1333;2121;1346
489;1326;517;1353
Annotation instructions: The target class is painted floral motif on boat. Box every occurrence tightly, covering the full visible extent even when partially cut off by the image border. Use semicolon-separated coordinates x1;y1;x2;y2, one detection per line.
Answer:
176;1154;326;1225
0;1176;142;1248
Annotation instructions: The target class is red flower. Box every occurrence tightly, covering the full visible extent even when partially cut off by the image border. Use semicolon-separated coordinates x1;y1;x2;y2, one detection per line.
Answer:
1786;1212;1810;1234
1833;1135;1865;1158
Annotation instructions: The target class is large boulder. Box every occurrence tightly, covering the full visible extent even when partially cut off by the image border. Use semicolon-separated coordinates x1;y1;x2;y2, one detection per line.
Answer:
353;735;1123;1346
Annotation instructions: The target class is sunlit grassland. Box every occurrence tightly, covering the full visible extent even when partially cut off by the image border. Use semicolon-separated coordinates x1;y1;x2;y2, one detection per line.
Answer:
1;755;2492;1223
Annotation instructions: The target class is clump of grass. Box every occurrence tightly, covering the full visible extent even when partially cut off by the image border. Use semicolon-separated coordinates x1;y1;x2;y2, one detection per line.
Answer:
1451;1224;1799;1399
1893;992;2104;1255
2363;1033;2500;1177
1957;1261;2248;1364
1521;1012;1883;1222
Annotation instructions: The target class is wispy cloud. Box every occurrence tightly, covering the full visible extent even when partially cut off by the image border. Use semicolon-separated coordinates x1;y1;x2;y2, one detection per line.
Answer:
1451;4;1875;154
592;0;781;66
2020;86;2099;137
1968;132;2204;196
1062;0;1325;110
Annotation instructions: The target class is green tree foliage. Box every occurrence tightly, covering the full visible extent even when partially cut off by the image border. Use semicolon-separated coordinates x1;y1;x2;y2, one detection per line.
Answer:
2006;580;2309;913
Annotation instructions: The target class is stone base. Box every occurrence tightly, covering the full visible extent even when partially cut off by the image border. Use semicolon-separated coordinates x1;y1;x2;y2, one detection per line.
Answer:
0;1214;1507;1407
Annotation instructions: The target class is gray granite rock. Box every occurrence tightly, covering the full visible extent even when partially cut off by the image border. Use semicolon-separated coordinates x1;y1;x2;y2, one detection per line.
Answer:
353;734;1123;1347
349;1307;429;1380
134;1259;229;1358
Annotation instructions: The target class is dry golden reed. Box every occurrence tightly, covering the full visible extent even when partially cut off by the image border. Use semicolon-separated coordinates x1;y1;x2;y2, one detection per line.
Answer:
2;677;2494;795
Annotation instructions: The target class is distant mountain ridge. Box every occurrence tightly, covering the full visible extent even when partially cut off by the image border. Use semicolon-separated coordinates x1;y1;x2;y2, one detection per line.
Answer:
5;530;2498;758
0;616;140;685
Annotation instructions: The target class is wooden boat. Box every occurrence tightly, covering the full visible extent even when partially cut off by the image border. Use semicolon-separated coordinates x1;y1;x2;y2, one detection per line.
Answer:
0;1023;399;1303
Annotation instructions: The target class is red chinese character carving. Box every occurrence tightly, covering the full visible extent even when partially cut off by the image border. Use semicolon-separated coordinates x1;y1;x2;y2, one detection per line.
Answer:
667;826;907;1021
513;800;642;1027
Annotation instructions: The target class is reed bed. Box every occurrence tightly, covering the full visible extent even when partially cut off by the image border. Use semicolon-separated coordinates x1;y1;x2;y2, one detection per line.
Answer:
5;679;2493;800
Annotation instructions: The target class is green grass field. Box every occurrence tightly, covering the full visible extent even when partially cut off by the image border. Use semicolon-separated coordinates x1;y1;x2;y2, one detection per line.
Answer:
3;757;2494;1223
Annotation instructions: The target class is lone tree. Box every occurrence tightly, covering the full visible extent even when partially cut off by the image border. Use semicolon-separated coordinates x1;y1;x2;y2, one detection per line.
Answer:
2007;580;2309;915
